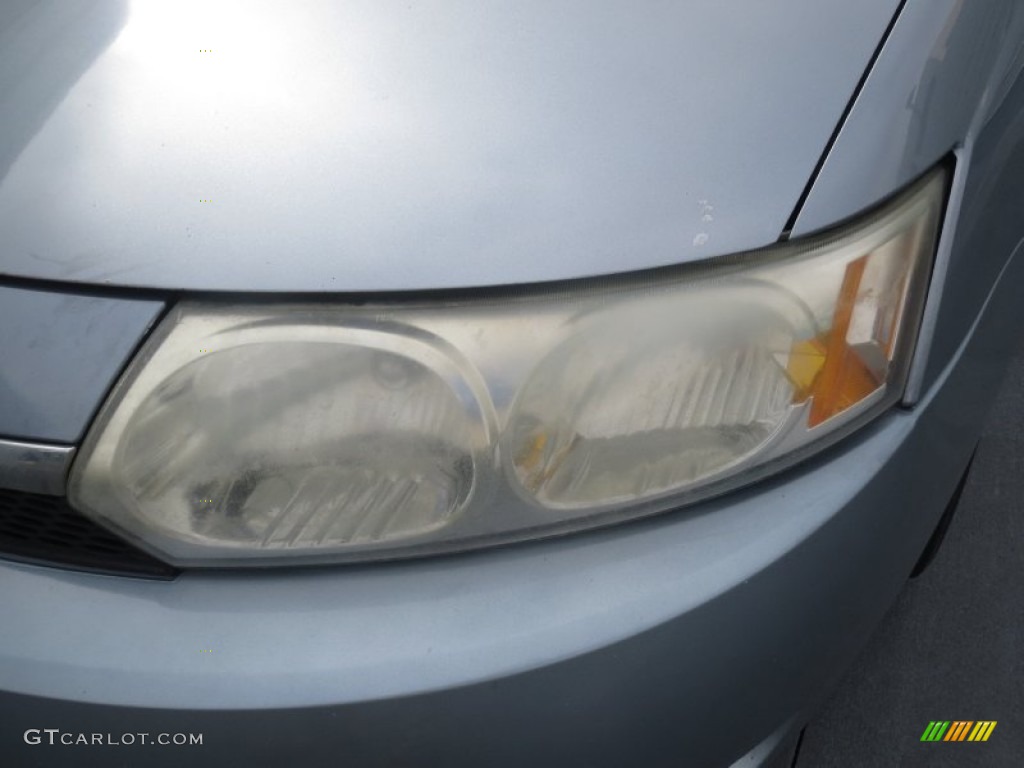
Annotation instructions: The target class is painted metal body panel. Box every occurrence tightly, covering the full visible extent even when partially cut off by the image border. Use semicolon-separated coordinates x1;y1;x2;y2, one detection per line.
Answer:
3;2;1024;767
0;285;164;443
0;0;898;292
792;0;1024;239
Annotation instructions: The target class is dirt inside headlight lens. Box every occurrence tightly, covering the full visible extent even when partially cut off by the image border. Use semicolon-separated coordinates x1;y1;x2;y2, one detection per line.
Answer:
506;289;802;507
69;168;944;565
116;340;477;550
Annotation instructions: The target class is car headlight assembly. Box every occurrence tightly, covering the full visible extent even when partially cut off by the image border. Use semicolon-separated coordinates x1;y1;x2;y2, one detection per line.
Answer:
69;168;945;566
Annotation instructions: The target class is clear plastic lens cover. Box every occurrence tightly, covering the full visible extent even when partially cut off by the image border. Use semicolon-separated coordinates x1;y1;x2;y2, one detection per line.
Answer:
69;169;944;565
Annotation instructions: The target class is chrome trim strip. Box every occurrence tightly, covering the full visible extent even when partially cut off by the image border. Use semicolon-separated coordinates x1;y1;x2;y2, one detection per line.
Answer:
0;439;75;496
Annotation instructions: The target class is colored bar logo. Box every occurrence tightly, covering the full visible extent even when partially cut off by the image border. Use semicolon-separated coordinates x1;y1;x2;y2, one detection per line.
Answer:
920;721;997;742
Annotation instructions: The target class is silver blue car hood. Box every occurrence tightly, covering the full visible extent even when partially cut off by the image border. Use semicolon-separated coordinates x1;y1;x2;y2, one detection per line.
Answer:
0;0;900;293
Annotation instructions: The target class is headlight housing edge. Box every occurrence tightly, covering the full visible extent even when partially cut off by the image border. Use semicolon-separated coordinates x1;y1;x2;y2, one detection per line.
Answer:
68;166;946;567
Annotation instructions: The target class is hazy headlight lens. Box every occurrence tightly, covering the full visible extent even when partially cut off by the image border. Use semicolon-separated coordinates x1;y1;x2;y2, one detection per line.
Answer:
69;168;944;565
507;288;802;507
71;320;488;564
122;341;475;545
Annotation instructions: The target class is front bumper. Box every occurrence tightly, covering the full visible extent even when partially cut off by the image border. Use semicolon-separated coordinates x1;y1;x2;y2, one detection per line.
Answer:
0;246;1021;768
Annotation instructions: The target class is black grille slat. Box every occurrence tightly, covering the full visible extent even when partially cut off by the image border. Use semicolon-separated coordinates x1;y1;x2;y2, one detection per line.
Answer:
0;488;178;579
